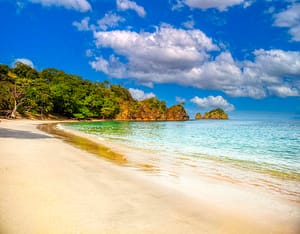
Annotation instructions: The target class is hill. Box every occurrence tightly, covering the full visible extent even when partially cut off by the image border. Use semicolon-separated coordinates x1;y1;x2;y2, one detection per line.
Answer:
202;108;228;119
195;108;228;120
0;62;189;121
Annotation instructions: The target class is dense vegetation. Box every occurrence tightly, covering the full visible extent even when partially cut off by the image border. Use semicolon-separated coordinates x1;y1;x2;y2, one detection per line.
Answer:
0;63;189;121
201;108;228;119
195;112;202;120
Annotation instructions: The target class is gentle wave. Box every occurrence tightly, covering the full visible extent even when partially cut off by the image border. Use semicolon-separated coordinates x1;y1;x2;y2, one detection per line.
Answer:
63;120;300;201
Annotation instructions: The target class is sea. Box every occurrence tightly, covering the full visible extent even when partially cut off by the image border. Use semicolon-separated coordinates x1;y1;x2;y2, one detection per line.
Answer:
62;117;300;202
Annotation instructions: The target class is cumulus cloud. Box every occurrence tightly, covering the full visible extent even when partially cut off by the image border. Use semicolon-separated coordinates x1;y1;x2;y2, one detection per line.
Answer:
252;49;300;78
183;0;245;11
213;49;300;98
128;88;156;101
171;0;185;11
89;24;300;99
182;15;195;29
116;0;146;17
191;95;235;111
97;12;125;31
182;20;194;29
274;3;300;41
73;13;125;32
14;58;34;68
92;25;218;78
268;85;299;97
85;49;94;57
90;55;126;78
176;96;186;104
29;0;92;12
73;17;91;31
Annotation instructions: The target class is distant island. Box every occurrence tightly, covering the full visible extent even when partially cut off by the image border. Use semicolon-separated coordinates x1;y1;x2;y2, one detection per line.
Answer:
0;62;189;121
195;108;228;120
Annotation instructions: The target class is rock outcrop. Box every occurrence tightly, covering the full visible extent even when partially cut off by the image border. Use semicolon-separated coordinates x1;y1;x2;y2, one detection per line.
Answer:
195;112;202;120
202;108;228;119
166;104;189;121
116;98;189;121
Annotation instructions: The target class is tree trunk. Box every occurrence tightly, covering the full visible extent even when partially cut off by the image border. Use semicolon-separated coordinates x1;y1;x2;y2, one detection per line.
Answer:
10;99;17;119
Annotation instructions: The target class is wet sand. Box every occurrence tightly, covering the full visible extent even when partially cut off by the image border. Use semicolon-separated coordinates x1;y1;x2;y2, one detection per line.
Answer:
0;119;299;233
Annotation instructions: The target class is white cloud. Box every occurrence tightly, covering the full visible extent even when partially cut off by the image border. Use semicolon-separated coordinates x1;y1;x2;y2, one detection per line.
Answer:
89;24;300;99
97;12;125;31
73;13;125;32
243;0;253;9
90;55;126;78
90;56;109;74
85;49;93;57
220;49;300;98
183;0;245;11
176;96;186;103
171;0;185;11
128;88;156;101
274;3;300;41
73;17;91;31
29;0;92;12
182;15;195;29
116;0;146;17
14;58;34;68
268;85;299;97
252;49;300;78
92;25;218;78
182;20;194;29
191;95;235;111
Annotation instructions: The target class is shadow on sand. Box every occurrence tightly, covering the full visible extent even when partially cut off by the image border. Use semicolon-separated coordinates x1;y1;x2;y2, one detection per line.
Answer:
0;127;53;139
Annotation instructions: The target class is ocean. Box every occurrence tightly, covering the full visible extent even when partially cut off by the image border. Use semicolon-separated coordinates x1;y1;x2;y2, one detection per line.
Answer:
63;118;300;202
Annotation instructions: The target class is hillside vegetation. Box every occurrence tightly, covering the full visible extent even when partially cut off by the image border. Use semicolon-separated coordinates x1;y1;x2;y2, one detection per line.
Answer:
195;108;228;120
0;63;189;121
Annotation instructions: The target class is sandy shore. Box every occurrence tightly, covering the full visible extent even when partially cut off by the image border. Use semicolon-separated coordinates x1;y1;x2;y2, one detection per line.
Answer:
0;119;299;233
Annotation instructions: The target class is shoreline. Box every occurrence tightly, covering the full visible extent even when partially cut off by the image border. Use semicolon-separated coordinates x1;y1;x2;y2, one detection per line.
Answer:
1;119;299;233
51;121;300;203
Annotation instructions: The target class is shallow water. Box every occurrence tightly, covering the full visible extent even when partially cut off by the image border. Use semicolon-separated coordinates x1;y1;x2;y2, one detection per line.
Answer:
63;119;300;202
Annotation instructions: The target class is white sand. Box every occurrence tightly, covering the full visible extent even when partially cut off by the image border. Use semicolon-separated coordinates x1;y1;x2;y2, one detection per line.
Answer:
0;119;299;233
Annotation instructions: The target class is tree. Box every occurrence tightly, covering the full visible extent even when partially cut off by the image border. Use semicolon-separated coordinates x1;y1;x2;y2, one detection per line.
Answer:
0;65;13;112
25;78;53;118
13;62;39;80
101;97;120;119
0;62;191;121
7;71;31;118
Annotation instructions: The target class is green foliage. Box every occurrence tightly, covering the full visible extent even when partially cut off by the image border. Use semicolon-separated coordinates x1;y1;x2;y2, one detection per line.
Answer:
0;66;13;111
203;108;228;119
25;78;53;116
110;84;133;102
0;62;190;120
142;98;167;113
13;62;39;80
166;104;189;120
0;62;129;119
195;112;202;119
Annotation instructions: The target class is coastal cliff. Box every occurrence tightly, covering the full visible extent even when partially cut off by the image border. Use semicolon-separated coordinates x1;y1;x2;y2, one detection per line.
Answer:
166;104;189;121
116;98;189;121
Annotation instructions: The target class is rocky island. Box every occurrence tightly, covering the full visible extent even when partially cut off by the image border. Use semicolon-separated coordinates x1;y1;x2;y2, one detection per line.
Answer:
195;108;228;120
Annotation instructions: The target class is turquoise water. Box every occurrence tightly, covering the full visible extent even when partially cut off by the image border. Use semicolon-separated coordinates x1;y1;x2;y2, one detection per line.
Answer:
63;119;300;200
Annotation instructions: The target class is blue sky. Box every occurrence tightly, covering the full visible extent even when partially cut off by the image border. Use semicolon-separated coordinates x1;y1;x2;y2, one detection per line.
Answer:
0;0;300;118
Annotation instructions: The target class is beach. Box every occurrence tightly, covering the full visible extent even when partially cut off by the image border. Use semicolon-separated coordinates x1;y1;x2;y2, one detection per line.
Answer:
0;119;299;233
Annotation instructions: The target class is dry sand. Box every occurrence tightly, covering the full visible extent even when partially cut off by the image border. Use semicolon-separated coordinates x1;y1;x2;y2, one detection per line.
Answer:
0;119;299;233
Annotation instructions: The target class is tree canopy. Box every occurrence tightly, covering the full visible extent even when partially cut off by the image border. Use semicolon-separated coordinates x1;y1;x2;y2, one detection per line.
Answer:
202;108;228;119
0;63;189;121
